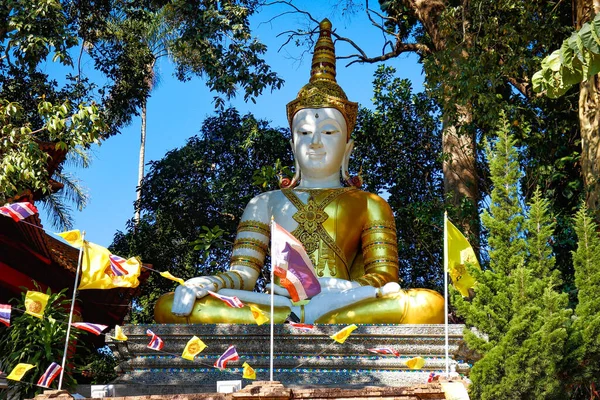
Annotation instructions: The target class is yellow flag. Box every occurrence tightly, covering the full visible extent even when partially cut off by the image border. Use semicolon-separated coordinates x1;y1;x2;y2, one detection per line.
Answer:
405;356;426;369
78;242;141;290
56;229;84;248
113;325;128;341
182;336;207;360
7;363;35;381
159;271;185;285
250;305;269;325
330;324;358;344
25;291;49;319
242;362;256;379
445;215;479;297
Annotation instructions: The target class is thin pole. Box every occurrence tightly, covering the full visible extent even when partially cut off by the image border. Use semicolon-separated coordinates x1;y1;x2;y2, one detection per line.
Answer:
443;212;449;377
269;217;275;382
58;231;86;390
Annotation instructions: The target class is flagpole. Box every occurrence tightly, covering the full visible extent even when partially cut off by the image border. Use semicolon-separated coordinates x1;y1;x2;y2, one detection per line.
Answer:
58;231;86;390
443;212;449;378
269;217;275;382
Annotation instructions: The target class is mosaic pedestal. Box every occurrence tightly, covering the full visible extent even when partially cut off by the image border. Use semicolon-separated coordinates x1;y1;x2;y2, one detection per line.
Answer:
106;324;468;396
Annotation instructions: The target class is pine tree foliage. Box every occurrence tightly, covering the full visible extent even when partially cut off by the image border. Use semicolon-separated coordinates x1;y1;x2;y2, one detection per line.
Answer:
567;205;600;393
455;115;570;399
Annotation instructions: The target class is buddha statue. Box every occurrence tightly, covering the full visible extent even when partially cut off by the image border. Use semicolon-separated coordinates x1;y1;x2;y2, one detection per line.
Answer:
154;19;444;325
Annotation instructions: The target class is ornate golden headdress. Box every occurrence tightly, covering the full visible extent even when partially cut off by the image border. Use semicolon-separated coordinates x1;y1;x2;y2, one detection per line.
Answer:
286;19;358;139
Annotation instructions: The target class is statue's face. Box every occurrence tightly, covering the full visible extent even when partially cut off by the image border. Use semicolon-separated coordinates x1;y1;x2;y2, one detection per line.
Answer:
291;108;348;179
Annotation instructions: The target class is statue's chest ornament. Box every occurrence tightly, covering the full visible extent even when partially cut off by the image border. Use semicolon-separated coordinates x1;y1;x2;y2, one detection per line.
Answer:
282;188;354;276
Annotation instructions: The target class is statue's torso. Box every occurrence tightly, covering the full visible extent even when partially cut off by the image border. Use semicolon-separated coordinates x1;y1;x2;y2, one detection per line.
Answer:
238;187;398;283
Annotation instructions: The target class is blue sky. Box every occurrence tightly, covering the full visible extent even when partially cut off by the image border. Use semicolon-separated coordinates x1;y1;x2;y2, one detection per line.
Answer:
40;1;425;247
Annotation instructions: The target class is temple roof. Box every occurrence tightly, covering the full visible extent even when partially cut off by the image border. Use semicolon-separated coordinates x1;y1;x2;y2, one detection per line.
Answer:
0;211;150;330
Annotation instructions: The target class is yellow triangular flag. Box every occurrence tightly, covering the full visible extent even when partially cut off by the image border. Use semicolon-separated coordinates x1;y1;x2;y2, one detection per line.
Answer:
7;363;35;381
242;362;256;379
249;305;269;325
56;229;84;248
330;324;357;344
25;291;49;319
182;336;207;361
445;215;479;297
405;356;426;369
78;242;141;290
113;325;128;341
160;271;185;286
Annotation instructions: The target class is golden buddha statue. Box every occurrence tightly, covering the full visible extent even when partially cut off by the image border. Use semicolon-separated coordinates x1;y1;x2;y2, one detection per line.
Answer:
154;19;444;325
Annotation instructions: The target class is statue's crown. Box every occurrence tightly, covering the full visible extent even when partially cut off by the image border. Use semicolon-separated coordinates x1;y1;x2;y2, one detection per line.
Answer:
286;19;358;139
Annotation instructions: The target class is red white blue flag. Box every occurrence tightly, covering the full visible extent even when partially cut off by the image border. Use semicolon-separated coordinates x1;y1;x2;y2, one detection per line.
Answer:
271;221;321;302
288;322;315;332
37;362;62;388
0;304;11;327
207;290;244;308
108;254;130;277
367;347;400;357
146;329;164;350
428;372;437;383
214;345;239;370
71;322;108;336
0;202;38;222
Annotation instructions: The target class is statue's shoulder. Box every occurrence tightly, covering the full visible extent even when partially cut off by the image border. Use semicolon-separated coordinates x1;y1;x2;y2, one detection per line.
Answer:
346;189;394;220
346;188;390;205
243;189;288;214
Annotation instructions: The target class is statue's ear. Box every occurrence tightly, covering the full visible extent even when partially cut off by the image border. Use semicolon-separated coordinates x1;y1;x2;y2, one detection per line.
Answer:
341;139;354;181
287;139;300;187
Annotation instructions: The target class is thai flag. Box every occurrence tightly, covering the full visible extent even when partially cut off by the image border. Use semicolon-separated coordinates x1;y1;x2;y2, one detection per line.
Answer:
0;304;11;327
214;345;239;370
0;202;38;222
71;322;108;336
428;372;437;383
207;290;244;308
146;329;164;351
288;322;315;332
367;347;400;357
37;362;62;388
271;221;321;302
108;254;129;276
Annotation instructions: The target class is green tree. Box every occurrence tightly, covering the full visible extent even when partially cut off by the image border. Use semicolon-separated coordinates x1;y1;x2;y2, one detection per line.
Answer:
1;0;284;228
110;108;292;323
353;65;445;289
565;205;600;397
454;114;571;399
0;288;82;399
533;3;600;217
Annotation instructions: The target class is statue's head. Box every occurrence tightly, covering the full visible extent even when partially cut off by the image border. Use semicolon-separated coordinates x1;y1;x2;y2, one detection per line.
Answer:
284;19;359;188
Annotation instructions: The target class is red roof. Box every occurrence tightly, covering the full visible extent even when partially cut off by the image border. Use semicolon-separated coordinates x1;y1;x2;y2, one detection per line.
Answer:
0;212;150;328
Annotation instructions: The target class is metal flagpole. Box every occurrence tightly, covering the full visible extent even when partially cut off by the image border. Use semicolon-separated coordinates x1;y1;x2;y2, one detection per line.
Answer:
58;231;86;390
443;212;449;377
269;217;275;382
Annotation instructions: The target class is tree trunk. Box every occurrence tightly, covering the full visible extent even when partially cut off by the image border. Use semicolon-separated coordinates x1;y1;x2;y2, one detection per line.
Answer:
442;106;479;239
577;0;600;217
135;99;147;225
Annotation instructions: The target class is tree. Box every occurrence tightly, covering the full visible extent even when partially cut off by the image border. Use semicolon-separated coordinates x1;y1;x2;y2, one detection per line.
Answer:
352;65;445;289
0;289;82;399
533;5;600;217
102;8;175;225
565;205;600;397
1;1;284;228
110;108;292;323
453;114;571;399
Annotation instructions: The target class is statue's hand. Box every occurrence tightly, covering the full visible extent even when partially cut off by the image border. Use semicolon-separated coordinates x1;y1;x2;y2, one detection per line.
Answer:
380;281;401;296
317;277;360;293
171;277;215;317
265;283;292;297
